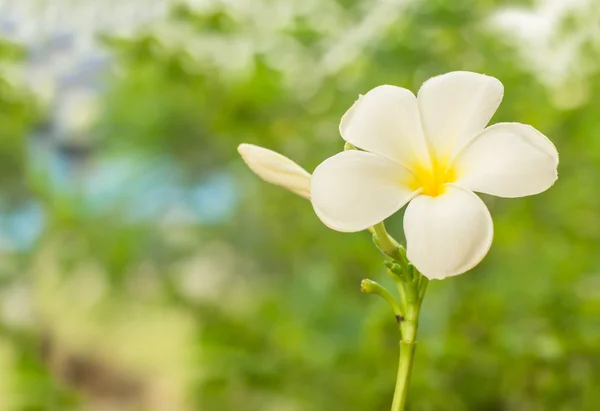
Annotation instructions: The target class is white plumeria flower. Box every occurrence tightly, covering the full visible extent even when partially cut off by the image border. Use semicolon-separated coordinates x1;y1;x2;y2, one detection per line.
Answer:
311;71;559;280
238;143;311;199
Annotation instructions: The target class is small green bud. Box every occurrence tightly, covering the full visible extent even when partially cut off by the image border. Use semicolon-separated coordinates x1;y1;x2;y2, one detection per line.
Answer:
361;279;379;294
360;278;404;319
384;260;402;273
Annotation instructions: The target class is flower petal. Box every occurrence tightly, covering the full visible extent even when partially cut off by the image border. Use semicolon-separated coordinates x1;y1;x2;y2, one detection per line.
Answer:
238;144;311;199
340;85;430;167
453;123;559;198
417;71;504;157
311;150;417;232
404;186;493;279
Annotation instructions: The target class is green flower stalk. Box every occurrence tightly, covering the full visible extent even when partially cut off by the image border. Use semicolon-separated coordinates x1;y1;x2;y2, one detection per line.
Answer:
365;223;428;410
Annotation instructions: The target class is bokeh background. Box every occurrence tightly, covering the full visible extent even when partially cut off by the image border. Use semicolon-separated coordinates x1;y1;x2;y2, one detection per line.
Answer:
0;0;599;410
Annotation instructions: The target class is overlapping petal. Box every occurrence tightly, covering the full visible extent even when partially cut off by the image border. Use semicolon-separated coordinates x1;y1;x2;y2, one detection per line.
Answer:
453;123;559;197
404;185;494;279
237;144;311;198
311;151;418;232
340;85;430;167
418;71;504;157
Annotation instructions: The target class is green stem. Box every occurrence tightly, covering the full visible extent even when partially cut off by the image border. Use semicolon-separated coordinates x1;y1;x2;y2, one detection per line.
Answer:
391;274;428;411
391;339;417;411
372;222;404;261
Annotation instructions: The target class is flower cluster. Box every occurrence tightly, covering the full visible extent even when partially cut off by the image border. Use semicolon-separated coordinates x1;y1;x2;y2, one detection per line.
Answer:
238;72;559;279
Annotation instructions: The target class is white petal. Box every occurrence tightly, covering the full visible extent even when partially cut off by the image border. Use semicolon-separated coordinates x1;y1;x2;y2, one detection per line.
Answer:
311;151;417;232
404;186;493;279
417;71;504;157
238;144;311;199
453;123;559;198
340;85;430;167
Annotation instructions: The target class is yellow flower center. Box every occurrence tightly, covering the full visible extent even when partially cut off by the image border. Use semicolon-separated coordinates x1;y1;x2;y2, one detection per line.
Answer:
408;157;457;197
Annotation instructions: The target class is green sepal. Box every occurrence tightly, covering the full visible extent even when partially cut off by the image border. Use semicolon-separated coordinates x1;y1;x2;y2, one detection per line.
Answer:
344;142;357;151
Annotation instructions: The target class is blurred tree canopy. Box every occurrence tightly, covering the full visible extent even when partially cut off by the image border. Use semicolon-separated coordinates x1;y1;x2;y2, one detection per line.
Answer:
0;0;599;410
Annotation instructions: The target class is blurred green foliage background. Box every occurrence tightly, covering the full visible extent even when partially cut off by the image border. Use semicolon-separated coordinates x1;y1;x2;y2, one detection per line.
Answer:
0;0;599;410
